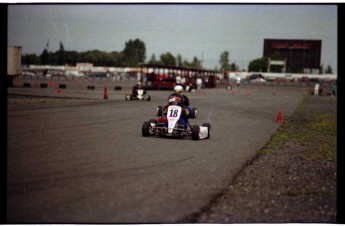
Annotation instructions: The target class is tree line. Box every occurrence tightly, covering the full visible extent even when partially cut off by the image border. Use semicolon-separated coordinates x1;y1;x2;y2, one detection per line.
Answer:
21;38;332;74
22;39;145;68
22;38;241;71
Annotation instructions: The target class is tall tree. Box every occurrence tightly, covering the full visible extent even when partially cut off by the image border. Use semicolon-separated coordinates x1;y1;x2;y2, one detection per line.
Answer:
219;51;230;71
148;54;158;65
176;54;183;67
65;50;80;65
122;38;146;67
22;54;40;65
325;65;333;74
57;41;66;65
319;64;324;74
230;63;239;71
248;57;268;72
183;60;191;68
110;51;124;67
40;49;50;65
160;52;176;66
191;56;202;69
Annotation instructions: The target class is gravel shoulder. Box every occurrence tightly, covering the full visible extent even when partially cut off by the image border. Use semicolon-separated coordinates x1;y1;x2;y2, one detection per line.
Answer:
189;95;337;223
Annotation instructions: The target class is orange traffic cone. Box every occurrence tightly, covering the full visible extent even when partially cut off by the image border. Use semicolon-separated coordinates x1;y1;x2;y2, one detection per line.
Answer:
276;112;282;123
104;87;108;99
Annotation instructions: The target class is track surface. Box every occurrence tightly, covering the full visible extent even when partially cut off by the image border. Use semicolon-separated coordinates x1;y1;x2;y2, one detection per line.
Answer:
7;86;305;223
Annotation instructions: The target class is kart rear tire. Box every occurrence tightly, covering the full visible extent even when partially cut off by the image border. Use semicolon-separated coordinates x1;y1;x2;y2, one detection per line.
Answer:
146;95;151;101
202;123;211;139
125;95;131;101
142;121;151;137
149;119;157;124
192;125;200;140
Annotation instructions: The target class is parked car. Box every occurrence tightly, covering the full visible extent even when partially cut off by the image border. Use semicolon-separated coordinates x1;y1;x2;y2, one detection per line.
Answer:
250;77;266;83
299;77;310;83
248;73;265;80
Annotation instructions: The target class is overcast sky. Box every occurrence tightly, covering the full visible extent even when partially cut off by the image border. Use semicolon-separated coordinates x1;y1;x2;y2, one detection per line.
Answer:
8;4;337;72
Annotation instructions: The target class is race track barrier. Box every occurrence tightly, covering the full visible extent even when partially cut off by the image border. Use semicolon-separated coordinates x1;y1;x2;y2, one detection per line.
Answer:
23;83;31;88
40;83;48;88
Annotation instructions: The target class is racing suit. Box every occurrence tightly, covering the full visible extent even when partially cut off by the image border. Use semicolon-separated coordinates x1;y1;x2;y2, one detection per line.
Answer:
181;94;195;119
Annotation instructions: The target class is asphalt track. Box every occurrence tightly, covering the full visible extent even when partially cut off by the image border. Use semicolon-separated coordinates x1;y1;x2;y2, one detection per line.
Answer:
7;85;306;223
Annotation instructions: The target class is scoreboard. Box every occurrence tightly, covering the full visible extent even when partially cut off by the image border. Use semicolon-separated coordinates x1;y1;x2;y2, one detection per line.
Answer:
263;39;322;72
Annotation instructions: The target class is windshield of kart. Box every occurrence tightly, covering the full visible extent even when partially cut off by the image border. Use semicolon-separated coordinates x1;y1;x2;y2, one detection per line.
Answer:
168;93;183;106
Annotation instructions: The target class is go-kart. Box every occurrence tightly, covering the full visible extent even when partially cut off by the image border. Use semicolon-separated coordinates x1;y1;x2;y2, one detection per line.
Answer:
142;104;211;140
125;89;151;101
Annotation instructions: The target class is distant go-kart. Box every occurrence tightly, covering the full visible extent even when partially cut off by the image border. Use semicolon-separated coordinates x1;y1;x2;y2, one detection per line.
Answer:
142;99;211;140
125;89;151;101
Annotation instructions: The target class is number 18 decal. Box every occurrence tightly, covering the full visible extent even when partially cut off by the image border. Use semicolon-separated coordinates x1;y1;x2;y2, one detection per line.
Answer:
169;109;179;117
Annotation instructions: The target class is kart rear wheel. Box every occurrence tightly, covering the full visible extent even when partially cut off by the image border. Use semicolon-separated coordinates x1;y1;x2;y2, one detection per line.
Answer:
192;125;200;140
149;119;157;124
125;94;131;101
202;123;211;139
142;121;151;137
146;95;151;101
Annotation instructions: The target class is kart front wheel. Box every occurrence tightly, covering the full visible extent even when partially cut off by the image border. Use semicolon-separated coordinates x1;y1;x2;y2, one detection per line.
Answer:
192;125;200;140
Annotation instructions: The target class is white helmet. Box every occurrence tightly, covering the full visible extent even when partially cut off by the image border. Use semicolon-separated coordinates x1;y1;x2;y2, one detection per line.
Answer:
174;85;183;93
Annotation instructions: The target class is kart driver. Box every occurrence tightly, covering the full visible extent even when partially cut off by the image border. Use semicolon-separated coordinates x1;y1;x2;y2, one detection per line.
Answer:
174;85;196;119
174;85;190;107
162;85;195;128
132;81;145;96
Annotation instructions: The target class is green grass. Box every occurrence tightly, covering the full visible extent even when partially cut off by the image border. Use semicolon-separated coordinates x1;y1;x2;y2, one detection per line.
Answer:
295;100;306;113
308;113;337;133
259;100;337;162
302;113;337;162
259;128;290;155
